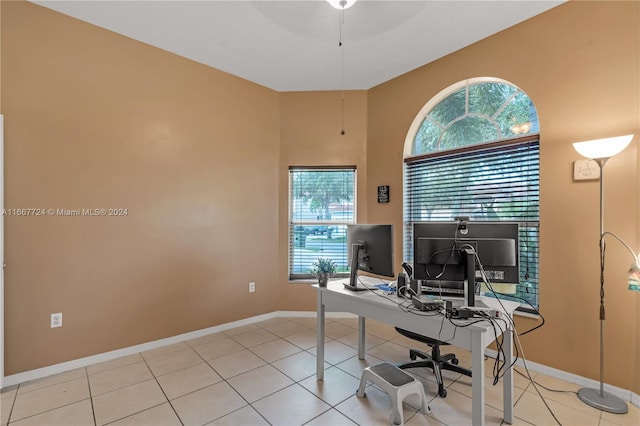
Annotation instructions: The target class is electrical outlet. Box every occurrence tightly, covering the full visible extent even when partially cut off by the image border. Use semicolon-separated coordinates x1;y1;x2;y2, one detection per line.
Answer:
51;312;62;328
249;282;255;293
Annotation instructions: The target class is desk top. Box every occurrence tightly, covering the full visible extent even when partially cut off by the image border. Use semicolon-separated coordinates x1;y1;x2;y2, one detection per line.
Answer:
316;278;519;346
319;278;519;313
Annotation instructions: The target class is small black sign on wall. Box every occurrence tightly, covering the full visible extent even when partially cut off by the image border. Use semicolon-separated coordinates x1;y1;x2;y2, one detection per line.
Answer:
377;185;390;203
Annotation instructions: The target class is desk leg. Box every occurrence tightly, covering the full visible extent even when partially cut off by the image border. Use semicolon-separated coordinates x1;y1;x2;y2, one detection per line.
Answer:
358;316;365;360
503;329;514;424
471;333;486;426
316;292;325;380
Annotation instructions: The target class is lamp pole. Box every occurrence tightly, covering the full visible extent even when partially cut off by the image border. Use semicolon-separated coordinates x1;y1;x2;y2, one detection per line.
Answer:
597;157;606;400
576;158;628;414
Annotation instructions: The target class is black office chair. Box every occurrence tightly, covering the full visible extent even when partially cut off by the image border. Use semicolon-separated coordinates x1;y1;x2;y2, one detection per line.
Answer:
396;263;472;398
395;327;471;398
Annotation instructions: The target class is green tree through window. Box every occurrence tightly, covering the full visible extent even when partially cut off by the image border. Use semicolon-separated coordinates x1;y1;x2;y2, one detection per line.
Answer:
414;81;539;154
404;78;540;312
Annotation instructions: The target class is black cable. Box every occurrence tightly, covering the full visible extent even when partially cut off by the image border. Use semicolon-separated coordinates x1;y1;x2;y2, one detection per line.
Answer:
473;251;545;338
472;311;515;385
358;273;448;318
489;289;545;336
380;251;527;403
482;273;563;426
454;247;528;386
426;247;454;279
415;225;558;424
513;368;578;395
480;313;505;384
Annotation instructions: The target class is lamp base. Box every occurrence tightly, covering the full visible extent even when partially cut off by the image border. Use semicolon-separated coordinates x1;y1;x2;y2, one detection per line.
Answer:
577;387;628;414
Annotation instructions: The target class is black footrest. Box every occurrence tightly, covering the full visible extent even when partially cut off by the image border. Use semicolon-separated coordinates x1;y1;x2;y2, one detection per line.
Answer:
369;363;415;387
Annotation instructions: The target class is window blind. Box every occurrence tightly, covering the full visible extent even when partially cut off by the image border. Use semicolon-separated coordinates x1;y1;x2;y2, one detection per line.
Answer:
289;167;356;280
404;139;540;311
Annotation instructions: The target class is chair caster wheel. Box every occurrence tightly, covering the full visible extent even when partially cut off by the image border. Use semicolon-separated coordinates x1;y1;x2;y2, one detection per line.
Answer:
451;358;459;365
438;388;447;398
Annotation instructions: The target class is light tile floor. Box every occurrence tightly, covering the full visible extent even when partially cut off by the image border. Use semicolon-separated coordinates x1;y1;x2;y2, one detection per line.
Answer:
1;317;638;425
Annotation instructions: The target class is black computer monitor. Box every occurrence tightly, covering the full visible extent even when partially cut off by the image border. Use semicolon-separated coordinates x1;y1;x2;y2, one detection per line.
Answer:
413;220;519;306
346;224;394;290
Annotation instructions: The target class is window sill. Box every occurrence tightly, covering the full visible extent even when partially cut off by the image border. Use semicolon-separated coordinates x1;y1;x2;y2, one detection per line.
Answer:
289;275;348;284
288;279;317;284
513;309;540;319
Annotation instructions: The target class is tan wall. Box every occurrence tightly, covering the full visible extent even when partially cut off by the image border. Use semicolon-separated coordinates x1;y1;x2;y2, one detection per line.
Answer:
636;120;640;394
366;1;640;393
2;0;639;396
2;1;280;374
277;91;368;310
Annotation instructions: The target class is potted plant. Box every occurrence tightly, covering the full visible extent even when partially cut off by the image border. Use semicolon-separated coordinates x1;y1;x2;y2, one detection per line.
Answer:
310;257;337;287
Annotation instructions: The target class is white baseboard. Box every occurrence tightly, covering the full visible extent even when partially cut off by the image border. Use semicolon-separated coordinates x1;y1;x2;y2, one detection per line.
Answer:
2;310;358;388
3;312;279;388
2;310;637;410
486;348;638;408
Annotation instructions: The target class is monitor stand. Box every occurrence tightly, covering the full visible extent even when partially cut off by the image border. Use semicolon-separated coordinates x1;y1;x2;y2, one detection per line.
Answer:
460;248;494;310
343;282;369;292
344;242;368;291
462;248;477;307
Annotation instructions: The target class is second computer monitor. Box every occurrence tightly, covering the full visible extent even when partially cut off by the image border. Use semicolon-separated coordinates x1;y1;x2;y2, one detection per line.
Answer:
346;224;394;289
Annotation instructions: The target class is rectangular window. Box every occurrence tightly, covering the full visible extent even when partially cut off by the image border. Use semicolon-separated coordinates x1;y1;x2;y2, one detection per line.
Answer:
404;139;540;312
289;167;356;280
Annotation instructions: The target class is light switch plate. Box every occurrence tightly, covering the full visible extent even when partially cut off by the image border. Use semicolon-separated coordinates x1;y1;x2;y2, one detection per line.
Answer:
573;160;600;181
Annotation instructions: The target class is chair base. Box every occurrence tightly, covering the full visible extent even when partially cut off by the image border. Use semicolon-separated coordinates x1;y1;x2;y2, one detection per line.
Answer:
397;349;471;398
357;362;431;425
394;327;471;399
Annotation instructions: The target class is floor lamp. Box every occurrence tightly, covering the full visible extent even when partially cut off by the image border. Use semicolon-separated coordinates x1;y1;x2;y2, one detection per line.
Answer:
572;134;638;414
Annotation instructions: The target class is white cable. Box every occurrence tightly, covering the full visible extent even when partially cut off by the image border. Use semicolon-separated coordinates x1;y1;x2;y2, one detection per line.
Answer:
475;252;562;426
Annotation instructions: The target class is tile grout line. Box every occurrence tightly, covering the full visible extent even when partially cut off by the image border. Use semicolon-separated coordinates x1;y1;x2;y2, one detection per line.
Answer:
100;402;170;426
5;318;619;426
3;384;18;426
198;322;362;425
186;326;283;426
87;361;159;399
6;397;93;425
10;372;83;396
84;366;97;426
89;352;178;426
6;376;93;425
161;334;282;424
142;350;184;426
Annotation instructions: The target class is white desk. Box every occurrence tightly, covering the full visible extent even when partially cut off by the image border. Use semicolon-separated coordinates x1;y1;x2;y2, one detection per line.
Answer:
315;280;518;426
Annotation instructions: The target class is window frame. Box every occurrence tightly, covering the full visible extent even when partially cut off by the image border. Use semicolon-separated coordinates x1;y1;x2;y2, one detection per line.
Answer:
288;166;356;281
403;78;540;313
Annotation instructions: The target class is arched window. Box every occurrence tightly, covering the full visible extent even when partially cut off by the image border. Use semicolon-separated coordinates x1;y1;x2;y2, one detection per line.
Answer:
404;78;540;311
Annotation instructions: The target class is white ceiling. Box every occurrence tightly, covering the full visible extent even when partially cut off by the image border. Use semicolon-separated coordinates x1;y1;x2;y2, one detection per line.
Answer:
33;0;564;92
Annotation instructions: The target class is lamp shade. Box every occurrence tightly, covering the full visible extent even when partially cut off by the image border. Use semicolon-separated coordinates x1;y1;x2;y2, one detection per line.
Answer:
327;0;358;9
573;134;634;160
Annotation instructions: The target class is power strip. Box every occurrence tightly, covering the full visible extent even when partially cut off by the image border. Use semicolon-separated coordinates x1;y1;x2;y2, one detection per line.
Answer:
460;307;502;319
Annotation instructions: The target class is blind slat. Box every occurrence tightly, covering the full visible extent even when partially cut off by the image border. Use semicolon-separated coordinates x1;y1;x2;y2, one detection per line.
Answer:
404;139;540;310
289;168;356;279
